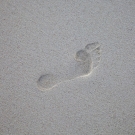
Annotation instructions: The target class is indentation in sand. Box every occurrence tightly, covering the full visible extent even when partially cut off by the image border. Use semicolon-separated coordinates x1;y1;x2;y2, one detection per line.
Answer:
37;42;101;91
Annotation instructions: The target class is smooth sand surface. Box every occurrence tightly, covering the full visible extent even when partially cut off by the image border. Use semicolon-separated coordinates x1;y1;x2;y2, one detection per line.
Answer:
1;0;135;134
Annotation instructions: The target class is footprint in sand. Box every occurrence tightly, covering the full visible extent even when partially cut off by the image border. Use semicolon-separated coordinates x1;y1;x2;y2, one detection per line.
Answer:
37;42;101;91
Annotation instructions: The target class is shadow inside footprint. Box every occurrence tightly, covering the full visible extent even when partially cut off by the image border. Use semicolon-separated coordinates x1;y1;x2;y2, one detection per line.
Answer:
37;42;101;91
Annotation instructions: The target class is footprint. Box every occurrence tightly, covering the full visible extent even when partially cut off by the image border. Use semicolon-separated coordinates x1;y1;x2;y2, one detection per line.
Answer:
37;42;101;91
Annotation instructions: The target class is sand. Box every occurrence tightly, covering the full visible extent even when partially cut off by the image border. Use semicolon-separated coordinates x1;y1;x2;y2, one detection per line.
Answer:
0;0;135;134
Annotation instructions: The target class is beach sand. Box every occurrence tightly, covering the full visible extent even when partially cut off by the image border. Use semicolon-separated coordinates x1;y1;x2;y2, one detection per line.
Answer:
0;0;135;134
